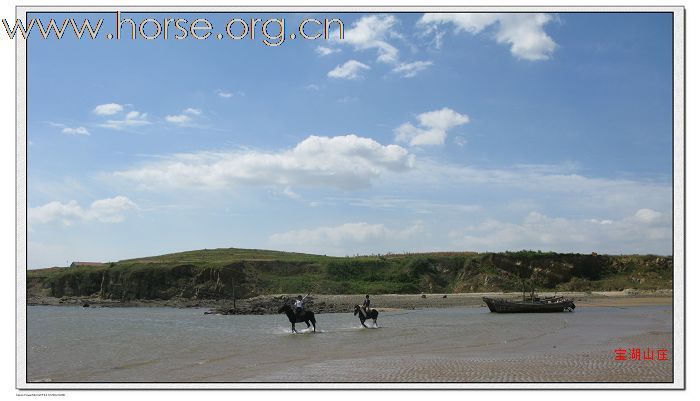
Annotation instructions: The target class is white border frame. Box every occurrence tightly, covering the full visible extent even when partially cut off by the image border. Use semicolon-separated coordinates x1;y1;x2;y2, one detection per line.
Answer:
15;5;685;390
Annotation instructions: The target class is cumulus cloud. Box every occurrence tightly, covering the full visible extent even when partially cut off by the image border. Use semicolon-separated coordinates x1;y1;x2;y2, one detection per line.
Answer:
93;103;124;115
269;221;425;255
114;134;415;190
165;108;203;125
392;61;433;78
326;15;432;78
336;15;400;64
328;59;371;80
165;114;191;124
418;13;557;61
315;45;340;56
62;126;90;136
99;110;150;130
29;196;137;226
449;209;671;255
394;107;469;146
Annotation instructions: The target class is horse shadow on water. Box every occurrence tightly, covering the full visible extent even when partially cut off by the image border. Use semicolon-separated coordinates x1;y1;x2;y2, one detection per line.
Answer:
353;304;379;328
277;304;316;334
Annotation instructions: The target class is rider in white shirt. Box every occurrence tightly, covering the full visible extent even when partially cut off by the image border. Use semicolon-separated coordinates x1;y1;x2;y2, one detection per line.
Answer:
294;293;309;319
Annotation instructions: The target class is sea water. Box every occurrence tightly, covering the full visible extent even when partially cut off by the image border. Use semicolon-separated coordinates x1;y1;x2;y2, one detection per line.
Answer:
26;305;672;382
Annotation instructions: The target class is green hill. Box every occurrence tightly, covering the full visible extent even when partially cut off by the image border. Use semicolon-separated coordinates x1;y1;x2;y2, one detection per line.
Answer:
27;248;673;301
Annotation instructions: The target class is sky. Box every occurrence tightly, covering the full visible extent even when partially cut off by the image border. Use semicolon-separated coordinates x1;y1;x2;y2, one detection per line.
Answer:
25;12;674;268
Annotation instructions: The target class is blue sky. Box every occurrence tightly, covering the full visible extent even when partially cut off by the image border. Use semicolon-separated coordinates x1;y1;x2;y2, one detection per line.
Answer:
26;12;674;268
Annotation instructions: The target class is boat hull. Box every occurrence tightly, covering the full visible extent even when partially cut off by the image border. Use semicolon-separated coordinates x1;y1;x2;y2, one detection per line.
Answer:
482;297;575;313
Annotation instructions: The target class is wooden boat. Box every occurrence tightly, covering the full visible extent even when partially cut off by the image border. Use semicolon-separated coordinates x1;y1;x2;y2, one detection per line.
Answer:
482;295;575;313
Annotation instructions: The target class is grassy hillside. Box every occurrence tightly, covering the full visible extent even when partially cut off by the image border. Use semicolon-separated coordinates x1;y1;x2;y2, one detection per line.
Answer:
27;248;673;301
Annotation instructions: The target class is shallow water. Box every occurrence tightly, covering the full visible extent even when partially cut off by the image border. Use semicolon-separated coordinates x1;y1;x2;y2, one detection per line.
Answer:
26;305;672;382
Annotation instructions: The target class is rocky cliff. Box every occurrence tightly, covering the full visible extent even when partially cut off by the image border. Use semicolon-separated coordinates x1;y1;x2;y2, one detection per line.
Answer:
27;248;673;302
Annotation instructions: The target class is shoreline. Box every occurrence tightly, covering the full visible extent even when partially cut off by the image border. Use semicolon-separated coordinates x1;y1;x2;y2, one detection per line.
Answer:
27;289;673;314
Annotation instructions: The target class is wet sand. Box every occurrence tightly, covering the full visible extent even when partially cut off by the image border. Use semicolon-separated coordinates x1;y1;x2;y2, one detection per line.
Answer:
250;331;672;383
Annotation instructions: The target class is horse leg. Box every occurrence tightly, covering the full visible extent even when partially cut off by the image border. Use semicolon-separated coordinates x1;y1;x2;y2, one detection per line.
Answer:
361;318;368;328
373;318;377;327
291;322;296;333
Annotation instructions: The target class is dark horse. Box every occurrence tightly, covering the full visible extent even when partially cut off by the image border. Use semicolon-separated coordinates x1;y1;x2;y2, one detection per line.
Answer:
353;304;379;328
277;304;316;333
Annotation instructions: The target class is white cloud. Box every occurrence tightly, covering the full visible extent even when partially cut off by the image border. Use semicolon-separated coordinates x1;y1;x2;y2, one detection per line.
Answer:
415;161;668;206
418;13;557;61
165;114;192;124
165;108;202;125
336;15;400;64
62;126;90;136
125;111;141;119
635;208;662;223
29;196;137;226
281;187;301;200
216;89;234;98
395;123;440;146
370;160;671;240
391;60;433;77
305;84;321;91
114;134;415;190
315;45;340;56
328;59;371;80
99;110;150;130
269;221;424;255
93;103;124;115
326;15;432;79
271;222;385;243
449;209;671;255
394;107;469;146
417;108;470;130
184;108;202;115
400;160;670;217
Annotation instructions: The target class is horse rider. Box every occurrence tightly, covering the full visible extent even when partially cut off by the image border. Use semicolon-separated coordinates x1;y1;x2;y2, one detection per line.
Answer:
361;294;371;318
294;293;310;320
